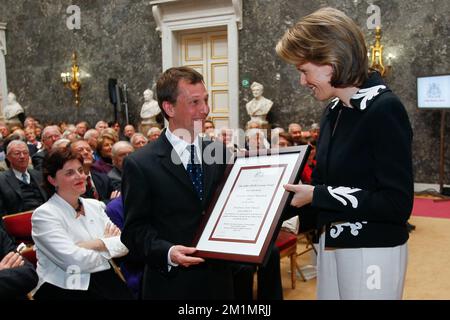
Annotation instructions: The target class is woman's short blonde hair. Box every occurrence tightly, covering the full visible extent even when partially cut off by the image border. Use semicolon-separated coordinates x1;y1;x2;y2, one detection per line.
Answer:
276;7;368;88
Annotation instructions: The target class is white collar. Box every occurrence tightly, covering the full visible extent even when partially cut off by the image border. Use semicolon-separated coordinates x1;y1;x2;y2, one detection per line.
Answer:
12;168;30;183
165;127;202;167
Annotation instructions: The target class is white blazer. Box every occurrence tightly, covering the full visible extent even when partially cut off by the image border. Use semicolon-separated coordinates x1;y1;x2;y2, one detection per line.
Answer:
31;194;128;292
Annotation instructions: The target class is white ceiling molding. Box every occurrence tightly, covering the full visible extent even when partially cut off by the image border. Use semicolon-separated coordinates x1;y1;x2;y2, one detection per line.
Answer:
150;0;243;37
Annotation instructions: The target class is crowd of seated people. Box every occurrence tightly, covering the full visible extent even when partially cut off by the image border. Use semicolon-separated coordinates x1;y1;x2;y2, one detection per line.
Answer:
7;114;417;299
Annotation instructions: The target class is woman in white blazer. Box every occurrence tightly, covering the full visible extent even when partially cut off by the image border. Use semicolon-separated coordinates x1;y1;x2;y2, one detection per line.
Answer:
31;147;133;299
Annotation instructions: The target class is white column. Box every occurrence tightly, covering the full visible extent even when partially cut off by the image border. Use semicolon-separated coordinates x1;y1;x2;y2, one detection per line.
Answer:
227;20;239;130
0;22;7;121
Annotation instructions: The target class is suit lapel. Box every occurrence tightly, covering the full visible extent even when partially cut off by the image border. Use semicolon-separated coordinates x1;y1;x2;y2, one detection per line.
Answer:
5;170;22;198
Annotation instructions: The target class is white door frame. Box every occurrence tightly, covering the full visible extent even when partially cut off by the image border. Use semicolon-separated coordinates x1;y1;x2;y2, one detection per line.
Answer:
0;22;7;120
151;0;242;130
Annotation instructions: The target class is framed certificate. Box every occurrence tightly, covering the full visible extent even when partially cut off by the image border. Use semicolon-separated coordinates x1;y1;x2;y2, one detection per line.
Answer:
193;145;310;264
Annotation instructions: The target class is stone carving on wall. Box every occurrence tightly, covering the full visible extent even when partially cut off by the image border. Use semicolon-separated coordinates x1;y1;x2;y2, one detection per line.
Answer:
245;81;273;128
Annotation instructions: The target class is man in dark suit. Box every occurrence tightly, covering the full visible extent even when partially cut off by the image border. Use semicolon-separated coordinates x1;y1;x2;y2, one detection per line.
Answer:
31;125;61;171
121;67;234;300
0;140;47;218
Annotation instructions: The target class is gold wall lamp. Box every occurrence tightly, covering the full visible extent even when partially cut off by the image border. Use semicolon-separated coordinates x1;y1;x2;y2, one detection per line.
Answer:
369;26;391;77
61;52;81;106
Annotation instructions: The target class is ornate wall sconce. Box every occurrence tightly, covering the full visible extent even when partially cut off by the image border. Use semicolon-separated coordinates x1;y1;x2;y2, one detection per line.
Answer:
369;26;389;77
61;52;81;106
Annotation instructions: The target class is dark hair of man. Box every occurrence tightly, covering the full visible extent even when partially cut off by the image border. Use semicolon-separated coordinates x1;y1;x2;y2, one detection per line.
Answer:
276;7;368;88
42;147;83;196
156;66;205;120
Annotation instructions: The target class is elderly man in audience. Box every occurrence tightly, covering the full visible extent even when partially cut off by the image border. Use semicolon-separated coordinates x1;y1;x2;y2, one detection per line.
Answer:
0;140;47;218
309;122;320;143
130;133;148;150
83;129;100;161
31;125;61;171
217;127;242;153
94;120;108;133
123;124;136;141
0;225;38;299
0;123;9;139
108;141;134;190
288;123;305;145
75;121;89;138
146;126;161;142
70;139;118;203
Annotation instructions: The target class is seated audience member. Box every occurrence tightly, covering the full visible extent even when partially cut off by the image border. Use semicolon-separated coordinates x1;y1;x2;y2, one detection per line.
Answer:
246;120;261;130
271;132;294;148
129;133;148;150
108;141;134;190
217;128;241;153
109;121;121;135
32;125;62;171
245;128;270;151
75;121;88;138
0;140;47;218
83;129;100;161
71;140;118;202
105;196;143;298
24;127;42;156
62;130;80;142
288;123;306;145
94;120;108;133
58;121;68;133
123;125;136;141
51;138;71;151
34;124;42;141
23;117;36;129
202;119;215;140
31;147;132;300
309;122;320;143
91;131;118;174
146;127;161;142
102;127;120;142
8;129;38;156
0;225;38;299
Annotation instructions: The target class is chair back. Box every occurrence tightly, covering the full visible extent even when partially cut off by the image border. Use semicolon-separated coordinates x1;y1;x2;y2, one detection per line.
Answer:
2;211;33;244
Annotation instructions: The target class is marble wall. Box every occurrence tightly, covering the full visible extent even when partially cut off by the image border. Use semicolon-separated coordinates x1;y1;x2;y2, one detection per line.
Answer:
239;0;450;185
0;0;162;127
0;0;449;184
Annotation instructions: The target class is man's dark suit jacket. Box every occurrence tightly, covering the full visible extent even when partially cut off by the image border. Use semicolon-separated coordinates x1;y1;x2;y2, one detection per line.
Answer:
0;225;38;299
31;149;47;172
121;133;234;300
90;170;115;201
0;169;47;217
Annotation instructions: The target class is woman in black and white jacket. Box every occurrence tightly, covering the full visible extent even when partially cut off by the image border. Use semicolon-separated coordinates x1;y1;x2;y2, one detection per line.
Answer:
276;7;413;299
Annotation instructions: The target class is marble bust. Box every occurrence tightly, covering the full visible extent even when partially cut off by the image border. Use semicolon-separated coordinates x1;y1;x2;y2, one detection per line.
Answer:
140;89;160;126
245;82;273;127
4;92;25;123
